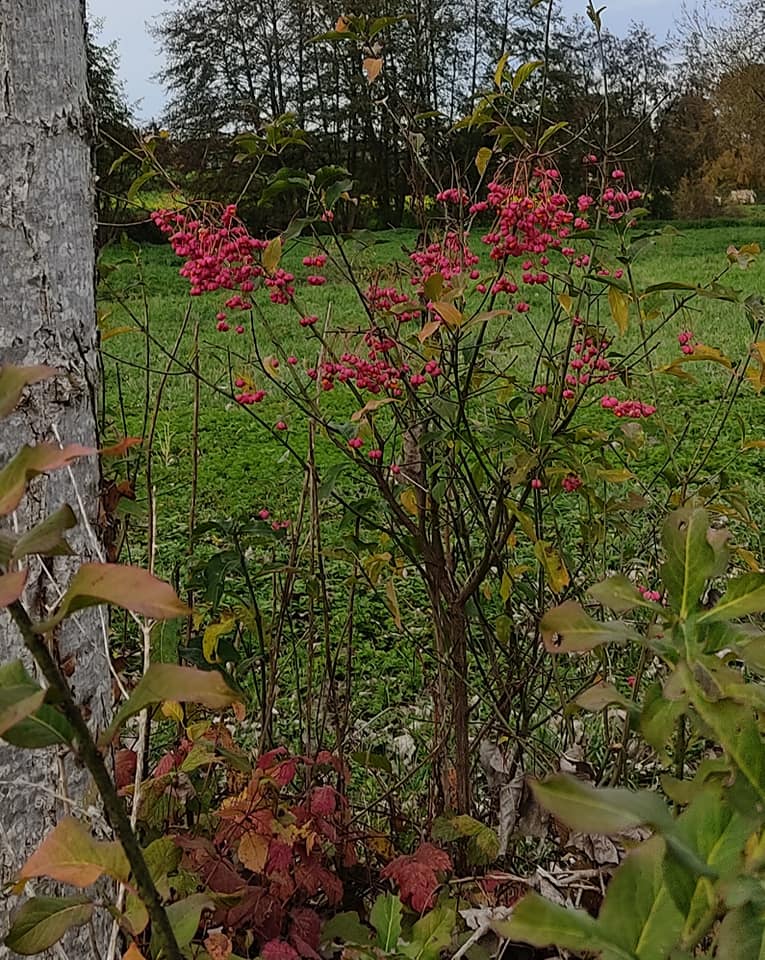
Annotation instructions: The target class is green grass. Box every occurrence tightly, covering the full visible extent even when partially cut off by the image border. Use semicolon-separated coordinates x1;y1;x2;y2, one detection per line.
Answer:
97;222;765;758
99;222;765;543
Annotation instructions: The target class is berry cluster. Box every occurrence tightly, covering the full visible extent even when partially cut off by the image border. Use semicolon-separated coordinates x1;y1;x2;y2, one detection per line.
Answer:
600;396;656;418
366;285;421;323
410;232;480;286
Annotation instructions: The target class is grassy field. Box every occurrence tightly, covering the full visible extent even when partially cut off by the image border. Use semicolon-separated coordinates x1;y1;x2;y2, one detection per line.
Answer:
96;221;765;757
99;222;765;549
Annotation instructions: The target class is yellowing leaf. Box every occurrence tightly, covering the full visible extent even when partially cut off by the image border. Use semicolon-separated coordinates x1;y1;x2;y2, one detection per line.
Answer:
385;578;402;629
0;569;27;607
238;831;269;873
35;563;190;633
500;572;512;604
0;365;57;419
432;301;463;326
418;319;441;343
557;293;573;315
335;14;351;31
202;617;236;663
607;286;629;335
494;52;509;88
101;663;242;745
123;944;147;960
351;397;396;422
262;236;282;275
534;541;570;593
161;700;184;723
400;488;419;516
475;147;492;177
363;57;383;84
0;444;95;517
19;818;129;887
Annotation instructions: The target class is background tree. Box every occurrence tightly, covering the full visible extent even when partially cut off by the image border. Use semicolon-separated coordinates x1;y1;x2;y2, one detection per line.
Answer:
0;0;109;950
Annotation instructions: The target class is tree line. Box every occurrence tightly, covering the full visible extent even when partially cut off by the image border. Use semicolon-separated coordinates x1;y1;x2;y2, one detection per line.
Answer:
93;0;765;231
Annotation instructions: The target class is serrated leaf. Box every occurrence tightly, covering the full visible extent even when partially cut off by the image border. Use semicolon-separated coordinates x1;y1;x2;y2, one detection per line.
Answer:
4;896;93;955
370;893;402;951
19;817;129;887
35;563;190;633
541;600;637;653
0;365;57;419
402;902;455;960
101;663;241;745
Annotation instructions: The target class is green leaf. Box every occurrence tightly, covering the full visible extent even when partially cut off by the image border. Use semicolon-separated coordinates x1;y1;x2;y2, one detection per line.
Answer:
512;60;544;91
661;508;715;620
531;774;673;835
588;574;659;614
494;52;509;87
0;685;46;737
370;893;402;951
0;365;57;419
402;902;456;960
598;837;684;958
101;663;241;745
321;911;373;946
665;787;752;933
19;816;130;887
163;893;212;949
684;668;765;802
698;573;765;624
640;682;685;762
4;896;93;955
540;600;638;653
35;562;190;633
127;169;158;203
717;903;765;959
538;120;568;149
575;682;636;715
12;504;77;559
351;749;392;773
2;702;74;749
493;893;621;958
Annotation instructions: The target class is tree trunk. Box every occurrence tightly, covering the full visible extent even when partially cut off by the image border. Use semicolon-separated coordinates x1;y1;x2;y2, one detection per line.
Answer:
0;0;109;954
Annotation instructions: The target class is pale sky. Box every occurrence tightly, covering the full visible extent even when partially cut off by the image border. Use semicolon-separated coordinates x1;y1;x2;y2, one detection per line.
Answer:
88;0;682;122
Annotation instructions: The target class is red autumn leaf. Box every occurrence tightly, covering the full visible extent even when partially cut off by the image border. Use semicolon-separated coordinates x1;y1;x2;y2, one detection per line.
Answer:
310;785;337;816
267;840;293;874
289;907;321;959
114;748;137;790
295;858;343;904
262;940;299;960
0;568;27;607
99;437;143;457
381;842;452;912
0;443;96;516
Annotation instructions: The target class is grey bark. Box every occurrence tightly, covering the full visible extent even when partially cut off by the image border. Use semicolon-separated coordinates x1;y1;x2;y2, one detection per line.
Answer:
0;0;110;956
